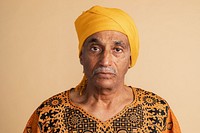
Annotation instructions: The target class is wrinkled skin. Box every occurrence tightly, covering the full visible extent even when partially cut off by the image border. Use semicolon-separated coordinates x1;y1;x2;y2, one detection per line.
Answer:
80;30;131;90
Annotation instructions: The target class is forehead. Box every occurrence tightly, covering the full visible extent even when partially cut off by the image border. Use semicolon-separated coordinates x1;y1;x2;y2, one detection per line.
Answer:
83;30;129;46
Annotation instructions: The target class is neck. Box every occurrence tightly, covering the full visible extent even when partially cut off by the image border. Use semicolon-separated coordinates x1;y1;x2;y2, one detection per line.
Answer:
70;84;134;122
82;83;131;105
91;89;119;104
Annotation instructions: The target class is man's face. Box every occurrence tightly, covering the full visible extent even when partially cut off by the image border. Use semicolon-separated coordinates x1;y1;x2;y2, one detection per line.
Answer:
80;30;131;88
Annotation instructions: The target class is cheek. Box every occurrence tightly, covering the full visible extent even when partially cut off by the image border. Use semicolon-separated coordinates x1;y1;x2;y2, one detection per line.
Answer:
81;56;97;72
117;56;131;71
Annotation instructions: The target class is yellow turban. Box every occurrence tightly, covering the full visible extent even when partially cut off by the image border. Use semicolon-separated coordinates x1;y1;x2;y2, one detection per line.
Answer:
74;6;139;94
75;5;139;67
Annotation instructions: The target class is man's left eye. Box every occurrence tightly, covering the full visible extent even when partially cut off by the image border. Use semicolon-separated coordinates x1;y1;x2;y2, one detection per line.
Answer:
114;48;123;53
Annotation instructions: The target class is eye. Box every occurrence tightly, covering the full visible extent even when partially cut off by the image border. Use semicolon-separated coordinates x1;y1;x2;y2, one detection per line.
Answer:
114;47;123;53
90;46;101;52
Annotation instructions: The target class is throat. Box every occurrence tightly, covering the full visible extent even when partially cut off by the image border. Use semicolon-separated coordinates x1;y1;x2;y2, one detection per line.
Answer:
70;86;134;122
81;87;134;121
85;98;128;122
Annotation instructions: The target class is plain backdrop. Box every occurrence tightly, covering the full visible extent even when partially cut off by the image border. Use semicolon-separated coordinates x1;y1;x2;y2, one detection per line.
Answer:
1;0;200;132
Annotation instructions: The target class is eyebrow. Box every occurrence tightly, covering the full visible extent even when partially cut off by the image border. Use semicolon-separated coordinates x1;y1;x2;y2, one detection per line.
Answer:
113;40;129;49
83;38;99;48
88;38;125;44
114;40;123;45
84;37;128;49
87;38;99;44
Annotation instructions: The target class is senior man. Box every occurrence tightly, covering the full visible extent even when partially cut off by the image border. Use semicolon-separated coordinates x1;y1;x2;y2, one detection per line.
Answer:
24;6;181;133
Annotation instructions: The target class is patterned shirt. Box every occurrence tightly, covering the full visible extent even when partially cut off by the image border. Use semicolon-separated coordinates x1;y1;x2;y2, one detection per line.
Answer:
24;88;181;133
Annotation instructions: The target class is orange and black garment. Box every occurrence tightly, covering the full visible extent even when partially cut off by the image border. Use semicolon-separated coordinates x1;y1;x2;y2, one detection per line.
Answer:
24;88;181;133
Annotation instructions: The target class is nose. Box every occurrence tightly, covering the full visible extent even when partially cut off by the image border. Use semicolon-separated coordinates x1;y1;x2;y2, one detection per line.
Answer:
99;50;113;66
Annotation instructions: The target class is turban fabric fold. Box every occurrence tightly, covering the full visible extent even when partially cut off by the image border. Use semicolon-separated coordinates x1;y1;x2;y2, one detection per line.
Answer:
74;6;139;94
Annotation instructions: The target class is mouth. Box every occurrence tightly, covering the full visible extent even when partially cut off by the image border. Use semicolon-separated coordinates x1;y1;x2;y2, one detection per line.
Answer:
95;71;115;75
94;72;115;79
92;67;116;79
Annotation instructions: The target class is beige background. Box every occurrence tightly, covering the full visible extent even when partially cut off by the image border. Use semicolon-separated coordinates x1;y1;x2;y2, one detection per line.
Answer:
1;0;200;132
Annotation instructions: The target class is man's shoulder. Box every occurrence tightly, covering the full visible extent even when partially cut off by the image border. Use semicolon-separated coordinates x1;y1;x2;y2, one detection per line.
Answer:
36;88;73;113
133;87;169;107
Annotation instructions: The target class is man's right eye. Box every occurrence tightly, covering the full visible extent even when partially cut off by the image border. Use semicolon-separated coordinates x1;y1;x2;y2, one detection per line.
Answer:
90;46;101;52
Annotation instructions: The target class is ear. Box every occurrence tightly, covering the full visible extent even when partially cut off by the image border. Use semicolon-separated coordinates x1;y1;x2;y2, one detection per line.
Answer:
128;56;131;68
79;52;83;65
